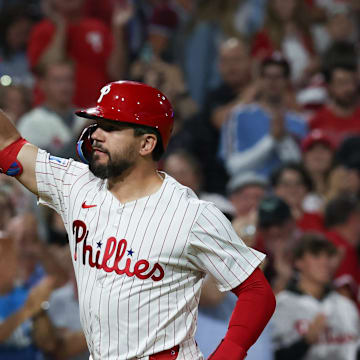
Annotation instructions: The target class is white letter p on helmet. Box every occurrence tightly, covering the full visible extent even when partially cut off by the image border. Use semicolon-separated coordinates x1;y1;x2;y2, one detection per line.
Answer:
97;84;111;103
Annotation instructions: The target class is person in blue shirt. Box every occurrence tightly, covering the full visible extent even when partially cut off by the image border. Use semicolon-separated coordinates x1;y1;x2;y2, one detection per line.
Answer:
219;53;308;179
0;232;58;360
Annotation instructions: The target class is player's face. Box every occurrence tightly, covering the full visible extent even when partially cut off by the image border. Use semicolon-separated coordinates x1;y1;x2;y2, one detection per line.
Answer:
89;121;139;179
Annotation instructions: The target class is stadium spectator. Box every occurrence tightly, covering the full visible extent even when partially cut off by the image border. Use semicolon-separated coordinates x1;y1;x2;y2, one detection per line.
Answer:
203;37;252;131
162;149;202;193
309;61;360;145
0;190;15;231
0;84;32;125
130;3;197;127
43;209;69;247
227;172;267;222
324;195;360;307
229;172;268;252
48;245;89;360
219;54;307;178
251;0;318;85
322;41;358;74
163;150;235;219
324;136;360;202
0;176;34;221
83;0;115;24
272;233;359;360
183;0;246;106
254;195;297;294
0;232;61;359
232;0;268;37
27;0;132;108
130;2;179;64
325;166;360;204
271;162;325;232
0;3;36;88
17;61;85;155
6;214;67;290
301;130;336;201
350;0;360;38
312;4;356;55
168;36;253;195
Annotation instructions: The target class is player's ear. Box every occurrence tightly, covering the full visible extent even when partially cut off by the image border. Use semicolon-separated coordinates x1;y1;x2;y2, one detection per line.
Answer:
139;134;157;156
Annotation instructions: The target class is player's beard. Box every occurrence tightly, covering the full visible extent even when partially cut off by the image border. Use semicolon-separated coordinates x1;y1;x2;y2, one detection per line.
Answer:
89;144;137;179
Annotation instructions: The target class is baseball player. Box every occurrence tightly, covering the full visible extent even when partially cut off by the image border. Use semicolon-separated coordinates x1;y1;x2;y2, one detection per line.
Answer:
0;81;275;360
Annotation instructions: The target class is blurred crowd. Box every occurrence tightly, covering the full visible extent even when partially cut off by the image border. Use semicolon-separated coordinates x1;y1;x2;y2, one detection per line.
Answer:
1;0;360;359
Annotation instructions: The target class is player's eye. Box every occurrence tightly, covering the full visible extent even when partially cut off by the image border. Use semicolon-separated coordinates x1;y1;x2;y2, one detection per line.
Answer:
98;124;117;132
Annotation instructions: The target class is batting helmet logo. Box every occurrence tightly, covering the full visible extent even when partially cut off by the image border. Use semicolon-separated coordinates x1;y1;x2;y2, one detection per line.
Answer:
97;84;111;103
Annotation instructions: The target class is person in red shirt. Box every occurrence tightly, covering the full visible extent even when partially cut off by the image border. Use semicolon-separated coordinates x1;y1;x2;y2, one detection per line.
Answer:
251;0;317;86
27;0;133;108
324;195;360;307
309;61;360;145
301;129;336;203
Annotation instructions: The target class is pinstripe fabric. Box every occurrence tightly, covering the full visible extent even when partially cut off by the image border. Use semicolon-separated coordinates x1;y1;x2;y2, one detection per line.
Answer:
35;149;265;360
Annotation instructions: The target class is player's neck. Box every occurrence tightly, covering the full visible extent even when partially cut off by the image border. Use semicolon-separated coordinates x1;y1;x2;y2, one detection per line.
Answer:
107;163;164;204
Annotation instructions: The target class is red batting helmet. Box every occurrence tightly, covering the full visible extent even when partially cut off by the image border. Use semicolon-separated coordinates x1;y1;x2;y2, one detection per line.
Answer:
76;81;174;150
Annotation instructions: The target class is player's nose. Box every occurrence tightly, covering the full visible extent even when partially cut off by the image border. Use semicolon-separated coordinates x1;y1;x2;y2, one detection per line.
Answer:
91;126;105;141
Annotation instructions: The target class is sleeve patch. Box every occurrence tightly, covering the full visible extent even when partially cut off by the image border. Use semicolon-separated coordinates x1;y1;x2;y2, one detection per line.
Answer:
49;155;69;167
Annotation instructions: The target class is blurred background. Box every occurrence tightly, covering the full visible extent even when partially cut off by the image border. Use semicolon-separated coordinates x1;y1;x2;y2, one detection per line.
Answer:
1;0;360;359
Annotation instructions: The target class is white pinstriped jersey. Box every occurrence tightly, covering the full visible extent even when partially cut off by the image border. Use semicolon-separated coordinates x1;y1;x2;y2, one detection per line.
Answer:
35;149;265;360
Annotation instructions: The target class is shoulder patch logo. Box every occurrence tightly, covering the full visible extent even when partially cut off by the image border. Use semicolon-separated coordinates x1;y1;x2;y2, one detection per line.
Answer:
49;155;68;166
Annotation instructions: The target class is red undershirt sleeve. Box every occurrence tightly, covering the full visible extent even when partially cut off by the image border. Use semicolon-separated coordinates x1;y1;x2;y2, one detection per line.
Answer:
208;267;276;360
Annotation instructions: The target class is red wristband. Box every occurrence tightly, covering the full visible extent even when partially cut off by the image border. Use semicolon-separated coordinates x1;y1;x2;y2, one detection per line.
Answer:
0;137;28;176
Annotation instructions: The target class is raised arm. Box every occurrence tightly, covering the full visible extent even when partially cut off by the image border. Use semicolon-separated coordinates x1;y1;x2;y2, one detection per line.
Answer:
107;1;133;81
0;109;39;195
34;1;67;69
